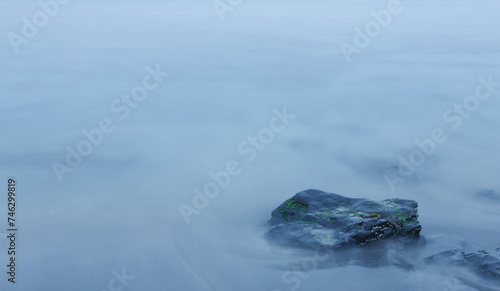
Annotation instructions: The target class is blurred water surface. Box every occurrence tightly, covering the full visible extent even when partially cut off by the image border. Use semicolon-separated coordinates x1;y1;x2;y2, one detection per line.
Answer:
1;0;499;290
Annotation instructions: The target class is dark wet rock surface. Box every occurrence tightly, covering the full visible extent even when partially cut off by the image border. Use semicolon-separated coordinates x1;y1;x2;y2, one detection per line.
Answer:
266;189;422;250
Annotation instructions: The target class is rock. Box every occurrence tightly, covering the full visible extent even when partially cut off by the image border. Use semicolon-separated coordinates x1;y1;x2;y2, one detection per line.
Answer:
425;249;500;281
475;190;500;202
266;189;422;250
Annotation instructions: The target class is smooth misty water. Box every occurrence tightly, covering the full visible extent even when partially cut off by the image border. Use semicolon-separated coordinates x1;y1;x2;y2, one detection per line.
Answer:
1;0;500;290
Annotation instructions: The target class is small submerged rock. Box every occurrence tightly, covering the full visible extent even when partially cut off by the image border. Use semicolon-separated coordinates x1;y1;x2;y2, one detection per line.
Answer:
266;189;422;250
425;249;500;281
475;189;500;202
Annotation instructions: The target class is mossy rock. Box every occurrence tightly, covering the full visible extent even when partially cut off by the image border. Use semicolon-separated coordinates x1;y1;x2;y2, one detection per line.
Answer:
266;189;422;249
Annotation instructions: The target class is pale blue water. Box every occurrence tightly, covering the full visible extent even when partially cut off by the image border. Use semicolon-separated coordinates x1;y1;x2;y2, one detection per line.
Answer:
1;0;500;290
